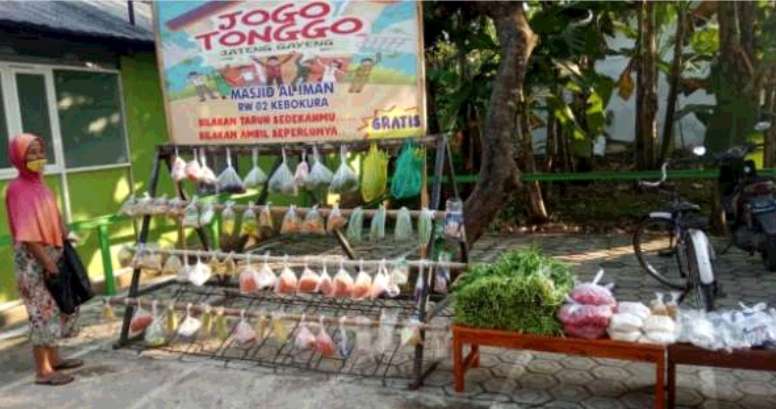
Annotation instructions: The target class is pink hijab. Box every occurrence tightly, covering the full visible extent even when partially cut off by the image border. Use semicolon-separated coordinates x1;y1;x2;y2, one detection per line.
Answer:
5;133;63;247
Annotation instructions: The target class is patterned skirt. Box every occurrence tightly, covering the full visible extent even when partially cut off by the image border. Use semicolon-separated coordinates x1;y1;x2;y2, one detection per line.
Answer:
13;243;80;347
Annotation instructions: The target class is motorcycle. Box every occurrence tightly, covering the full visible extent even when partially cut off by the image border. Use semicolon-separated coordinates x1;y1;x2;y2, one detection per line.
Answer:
712;138;776;271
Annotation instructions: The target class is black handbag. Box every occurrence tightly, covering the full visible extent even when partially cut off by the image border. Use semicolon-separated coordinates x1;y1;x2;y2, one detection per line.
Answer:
45;241;94;314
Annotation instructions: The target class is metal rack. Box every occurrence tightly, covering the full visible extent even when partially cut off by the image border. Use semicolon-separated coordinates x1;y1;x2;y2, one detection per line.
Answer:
112;134;467;389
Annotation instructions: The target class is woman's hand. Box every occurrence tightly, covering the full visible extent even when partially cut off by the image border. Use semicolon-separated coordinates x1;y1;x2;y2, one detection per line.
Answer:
43;264;60;279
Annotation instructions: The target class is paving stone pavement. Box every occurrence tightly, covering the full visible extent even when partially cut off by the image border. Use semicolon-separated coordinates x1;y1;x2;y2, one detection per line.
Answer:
3;233;776;409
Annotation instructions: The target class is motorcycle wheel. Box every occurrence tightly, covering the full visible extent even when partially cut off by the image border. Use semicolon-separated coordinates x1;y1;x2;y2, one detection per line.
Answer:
763;234;776;272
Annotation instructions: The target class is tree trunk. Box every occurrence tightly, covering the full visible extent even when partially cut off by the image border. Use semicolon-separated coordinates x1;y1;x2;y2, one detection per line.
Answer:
464;1;537;245
519;90;549;223
659;1;685;162
635;0;658;170
765;70;776;168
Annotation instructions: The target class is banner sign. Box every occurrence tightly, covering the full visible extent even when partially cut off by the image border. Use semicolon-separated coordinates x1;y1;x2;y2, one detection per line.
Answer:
154;0;426;144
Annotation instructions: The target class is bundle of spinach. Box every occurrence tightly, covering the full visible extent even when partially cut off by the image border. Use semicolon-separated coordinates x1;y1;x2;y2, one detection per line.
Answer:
453;247;574;335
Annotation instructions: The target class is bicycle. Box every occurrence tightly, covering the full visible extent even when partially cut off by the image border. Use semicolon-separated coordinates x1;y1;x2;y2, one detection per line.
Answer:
632;154;717;311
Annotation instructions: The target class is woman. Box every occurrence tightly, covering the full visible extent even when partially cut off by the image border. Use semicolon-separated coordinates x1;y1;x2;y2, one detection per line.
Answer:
5;134;82;386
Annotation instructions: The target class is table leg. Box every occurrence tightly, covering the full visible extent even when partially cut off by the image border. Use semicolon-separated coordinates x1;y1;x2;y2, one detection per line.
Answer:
655;356;666;409
666;357;676;409
471;344;480;368
453;337;464;392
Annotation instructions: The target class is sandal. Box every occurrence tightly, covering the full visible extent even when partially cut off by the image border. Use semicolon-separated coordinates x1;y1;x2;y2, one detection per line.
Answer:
35;372;74;386
53;358;84;371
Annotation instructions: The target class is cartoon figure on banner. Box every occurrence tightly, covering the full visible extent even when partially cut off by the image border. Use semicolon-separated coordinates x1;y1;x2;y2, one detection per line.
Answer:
188;71;218;102
251;53;295;87
291;53;316;89
239;65;262;87
349;52;382;93
320;58;345;83
220;65;245;88
210;69;231;100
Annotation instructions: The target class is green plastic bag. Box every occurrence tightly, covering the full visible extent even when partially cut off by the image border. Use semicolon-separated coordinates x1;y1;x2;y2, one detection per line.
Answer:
394;207;413;241
369;204;386;241
361;143;389;202
346;206;365;242
390;141;424;199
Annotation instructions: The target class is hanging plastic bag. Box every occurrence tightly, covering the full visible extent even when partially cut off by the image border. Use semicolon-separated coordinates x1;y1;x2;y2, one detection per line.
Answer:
235;310;258;345
370;260;390;299
294;150;310;188
306;145;333;190
171;148;187;182
222;252;238;276
314;315;336;356
418;208;434;246
244;147;268;189
221;201;238;236
333;316;351;358
256;252;277;290
198;148;217;185
163;250;182;275
390;259;409;286
329;145;359;193
616;302;651;321
369;204;387;241
354;316;373;355
569;269;616;308
135;244;162;271
258;202;274;233
190;255;213;286
295;314;316;349
268;148;297;195
255;310;268;340
177;303;202;339
241;205;259;238
400;318;423;347
326;202;347;233
119;195;137;217
145;301;168;347
214;308;230;342
303;205;325;234
318;261;334;296
394;207;413;241
333;260;354;297
376;309;398;355
434;252;452;294
271;311;289;344
239;253;260;294
185;149;202;182
176;254;192;283
217;148;246;193
100;298;115;322
183;197;200;228
199;202;216;226
650;292;669;316
361;143;389;202
346;207;364;242
129;302;154;337
276;256;298;294
298;258;320;293
118;245;134;268
352;260;372;299
391;141;424;199
200;305;213;339
280;205;302;234
165;303;179;334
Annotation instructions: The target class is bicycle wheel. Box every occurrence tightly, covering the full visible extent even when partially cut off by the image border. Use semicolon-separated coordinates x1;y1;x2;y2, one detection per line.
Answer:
684;231;715;311
633;215;687;290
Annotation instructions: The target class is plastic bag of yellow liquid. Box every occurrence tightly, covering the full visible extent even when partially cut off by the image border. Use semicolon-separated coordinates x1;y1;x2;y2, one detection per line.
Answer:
241;205;259;237
221;201;237;236
361;143;389;202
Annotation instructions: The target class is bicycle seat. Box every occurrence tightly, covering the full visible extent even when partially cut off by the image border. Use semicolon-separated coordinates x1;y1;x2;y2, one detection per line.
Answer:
669;201;701;213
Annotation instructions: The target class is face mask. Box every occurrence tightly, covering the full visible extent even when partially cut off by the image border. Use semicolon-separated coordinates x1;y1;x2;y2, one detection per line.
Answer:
26;159;47;173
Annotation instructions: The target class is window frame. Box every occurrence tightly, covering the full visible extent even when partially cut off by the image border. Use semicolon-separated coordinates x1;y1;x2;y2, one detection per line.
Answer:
0;62;132;179
0;61;134;223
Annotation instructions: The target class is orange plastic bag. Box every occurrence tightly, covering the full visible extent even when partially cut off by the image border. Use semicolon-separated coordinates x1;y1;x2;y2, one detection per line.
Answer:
129;302;154;337
239;253;260;294
333;261;354;297
318;261;334;296
276;257;298;294
298;258;320;293
352;260;372;299
370;259;390;299
314;315;336;357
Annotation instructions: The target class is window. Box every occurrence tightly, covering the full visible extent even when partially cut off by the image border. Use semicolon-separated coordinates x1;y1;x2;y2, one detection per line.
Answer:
0;77;9;169
15;73;56;161
53;70;128;168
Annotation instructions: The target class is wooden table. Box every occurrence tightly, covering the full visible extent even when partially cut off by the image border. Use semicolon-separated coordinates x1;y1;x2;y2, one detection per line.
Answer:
452;325;667;409
667;343;776;409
